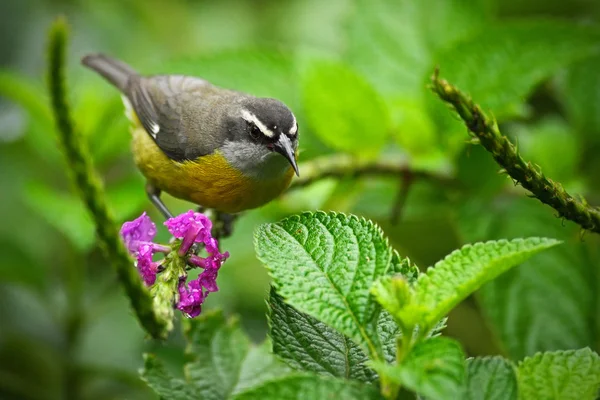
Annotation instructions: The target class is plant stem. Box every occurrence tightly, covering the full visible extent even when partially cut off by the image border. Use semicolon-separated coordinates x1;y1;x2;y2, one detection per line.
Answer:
431;70;600;235
47;17;168;339
288;154;455;191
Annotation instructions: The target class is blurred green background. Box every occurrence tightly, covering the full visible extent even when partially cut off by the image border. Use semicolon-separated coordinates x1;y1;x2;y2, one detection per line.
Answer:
2;0;600;398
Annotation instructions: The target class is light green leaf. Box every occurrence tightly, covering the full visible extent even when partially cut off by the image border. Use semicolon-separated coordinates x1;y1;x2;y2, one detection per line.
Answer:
517;348;600;400
371;337;466;400
254;212;397;362
437;20;600;118
459;198;599;359
268;288;377;382
344;0;490;98
301;61;390;156
414;237;560;331
562;54;600;144
232;373;382;400
140;354;200;400
465;356;517;400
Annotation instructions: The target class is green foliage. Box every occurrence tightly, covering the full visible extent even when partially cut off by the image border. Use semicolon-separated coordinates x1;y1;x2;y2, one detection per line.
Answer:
255;212;397;361
232;374;383;400
437;21;600;118
371;337;466;400
517;348;600;400
459;199;600;360
465;357;518;400
142;310;381;400
562;54;600;144
301;61;390;157
371;238;560;335
268;288;377;382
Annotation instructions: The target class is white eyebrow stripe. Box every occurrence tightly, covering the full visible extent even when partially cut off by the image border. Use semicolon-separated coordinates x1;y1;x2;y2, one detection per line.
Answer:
241;109;274;138
289;114;297;136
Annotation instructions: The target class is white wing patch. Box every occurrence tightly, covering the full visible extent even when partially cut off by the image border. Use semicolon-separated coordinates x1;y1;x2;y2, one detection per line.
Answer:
122;95;160;137
289;113;298;136
241;109;274;138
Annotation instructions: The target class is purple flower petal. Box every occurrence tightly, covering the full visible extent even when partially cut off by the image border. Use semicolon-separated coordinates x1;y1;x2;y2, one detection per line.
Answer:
164;211;212;240
198;268;219;292
137;244;158;286
120;212;157;253
176;278;204;318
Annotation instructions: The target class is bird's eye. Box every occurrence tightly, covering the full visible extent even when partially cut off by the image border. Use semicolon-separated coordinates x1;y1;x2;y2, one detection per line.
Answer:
248;123;262;141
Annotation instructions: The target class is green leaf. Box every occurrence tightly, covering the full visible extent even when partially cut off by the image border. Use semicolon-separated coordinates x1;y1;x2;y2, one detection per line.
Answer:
232;373;382;400
268;288;377;382
465;357;517;400
301;61;390;156
458;198;599;359
371;337;466;400
254;212;397;361
413;237;560;331
562;54;600;143
517;348;600;400
185;310;291;399
141;354;200;400
142;310;292;400
437;20;600;118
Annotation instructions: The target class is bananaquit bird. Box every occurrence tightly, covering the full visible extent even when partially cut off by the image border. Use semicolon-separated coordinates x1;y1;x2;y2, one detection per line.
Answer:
81;54;299;219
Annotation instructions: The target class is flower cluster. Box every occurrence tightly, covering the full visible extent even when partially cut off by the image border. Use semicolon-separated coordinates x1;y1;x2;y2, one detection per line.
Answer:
120;210;229;318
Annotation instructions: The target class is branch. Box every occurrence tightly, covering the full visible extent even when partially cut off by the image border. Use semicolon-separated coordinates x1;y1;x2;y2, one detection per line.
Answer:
289;154;454;191
47;18;168;338
430;70;600;234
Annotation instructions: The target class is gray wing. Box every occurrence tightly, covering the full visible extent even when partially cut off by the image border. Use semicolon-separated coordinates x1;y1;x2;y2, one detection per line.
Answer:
127;75;221;161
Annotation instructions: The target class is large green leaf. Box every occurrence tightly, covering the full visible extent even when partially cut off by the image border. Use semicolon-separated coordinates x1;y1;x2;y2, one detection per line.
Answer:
255;212;397;362
268;288;377;382
517;348;600;400
437;20;600;118
184;311;290;399
141;310;292;400
301;61;390;156
371;337;466;400
233;374;383;400
465;357;518;400
459;198;600;359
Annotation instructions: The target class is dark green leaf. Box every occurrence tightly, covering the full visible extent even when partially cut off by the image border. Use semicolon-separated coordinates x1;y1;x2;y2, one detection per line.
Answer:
562;54;600;143
268;288;377;382
459;198;600;359
465;356;518;400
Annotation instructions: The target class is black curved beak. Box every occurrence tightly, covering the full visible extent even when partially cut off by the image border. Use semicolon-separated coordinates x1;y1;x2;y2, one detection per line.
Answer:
273;135;299;177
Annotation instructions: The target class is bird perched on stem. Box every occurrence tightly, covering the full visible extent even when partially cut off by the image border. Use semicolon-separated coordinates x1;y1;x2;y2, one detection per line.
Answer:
82;54;299;220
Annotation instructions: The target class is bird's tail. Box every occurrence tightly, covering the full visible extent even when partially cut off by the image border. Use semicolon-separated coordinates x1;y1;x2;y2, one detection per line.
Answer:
81;53;138;92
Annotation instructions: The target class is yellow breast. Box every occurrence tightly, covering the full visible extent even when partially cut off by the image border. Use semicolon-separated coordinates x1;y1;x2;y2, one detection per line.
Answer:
130;126;294;213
